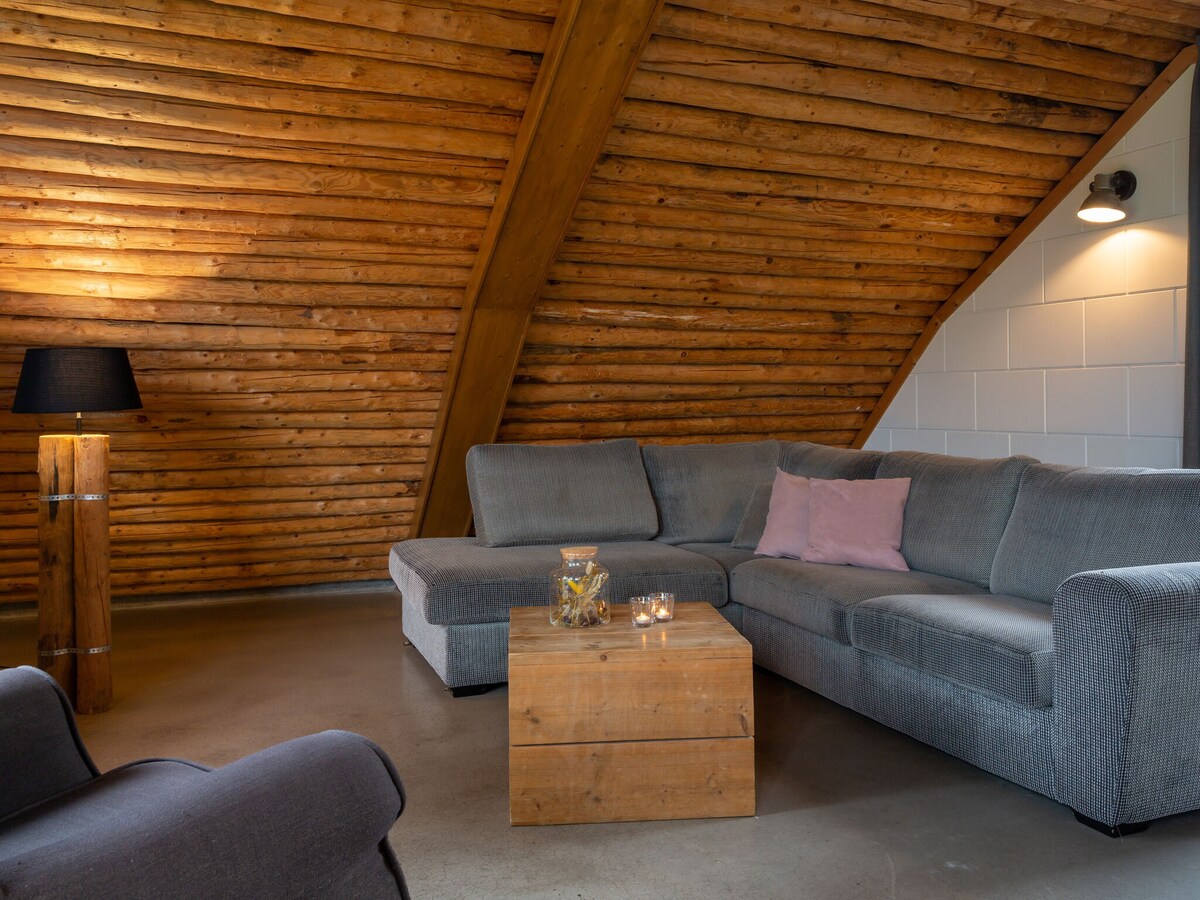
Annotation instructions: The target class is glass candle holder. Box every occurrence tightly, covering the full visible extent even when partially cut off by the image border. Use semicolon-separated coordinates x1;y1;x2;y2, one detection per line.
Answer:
650;591;675;622
630;596;655;628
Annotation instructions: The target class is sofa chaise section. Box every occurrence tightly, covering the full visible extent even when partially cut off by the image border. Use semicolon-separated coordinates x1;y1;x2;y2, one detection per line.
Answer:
390;438;749;693
390;538;728;691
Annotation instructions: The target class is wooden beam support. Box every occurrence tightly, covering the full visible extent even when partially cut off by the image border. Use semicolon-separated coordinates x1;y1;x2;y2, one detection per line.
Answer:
854;44;1199;450
414;0;666;538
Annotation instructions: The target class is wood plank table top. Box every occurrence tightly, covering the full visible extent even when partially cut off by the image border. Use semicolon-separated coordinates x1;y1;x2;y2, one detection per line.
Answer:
509;601;752;665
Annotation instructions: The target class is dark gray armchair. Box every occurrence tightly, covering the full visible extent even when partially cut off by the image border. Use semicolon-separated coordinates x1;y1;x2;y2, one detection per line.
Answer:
0;666;409;898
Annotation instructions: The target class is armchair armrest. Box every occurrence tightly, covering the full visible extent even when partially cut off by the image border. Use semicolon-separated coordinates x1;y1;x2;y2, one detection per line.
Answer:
1052;562;1200;827
0;666;97;819
1;730;408;899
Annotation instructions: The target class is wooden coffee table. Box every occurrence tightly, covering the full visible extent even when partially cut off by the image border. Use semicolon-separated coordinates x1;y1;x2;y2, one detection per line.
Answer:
508;602;755;826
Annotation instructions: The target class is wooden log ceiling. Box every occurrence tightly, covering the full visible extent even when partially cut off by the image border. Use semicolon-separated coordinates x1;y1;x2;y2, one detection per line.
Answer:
0;1;1196;600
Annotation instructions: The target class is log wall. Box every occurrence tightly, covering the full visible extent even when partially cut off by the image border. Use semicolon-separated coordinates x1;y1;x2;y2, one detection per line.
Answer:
502;1;1192;447
0;0;555;603
0;0;1194;600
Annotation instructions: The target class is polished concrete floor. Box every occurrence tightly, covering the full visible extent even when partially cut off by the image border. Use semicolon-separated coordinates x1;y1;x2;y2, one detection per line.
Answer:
3;587;1200;899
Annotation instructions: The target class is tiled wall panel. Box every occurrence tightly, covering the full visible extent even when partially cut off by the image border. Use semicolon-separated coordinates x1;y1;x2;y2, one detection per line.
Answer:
867;68;1192;468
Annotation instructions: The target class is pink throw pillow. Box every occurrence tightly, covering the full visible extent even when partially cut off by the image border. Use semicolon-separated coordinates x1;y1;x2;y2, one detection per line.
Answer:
753;469;810;558
801;478;911;571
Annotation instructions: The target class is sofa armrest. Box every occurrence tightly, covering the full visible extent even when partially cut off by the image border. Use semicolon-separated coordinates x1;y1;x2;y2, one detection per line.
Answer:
1052;563;1200;827
2;730;408;900
0;666;98;819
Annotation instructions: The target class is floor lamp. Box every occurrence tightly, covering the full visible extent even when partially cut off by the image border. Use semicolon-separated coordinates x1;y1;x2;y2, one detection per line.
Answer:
12;348;142;714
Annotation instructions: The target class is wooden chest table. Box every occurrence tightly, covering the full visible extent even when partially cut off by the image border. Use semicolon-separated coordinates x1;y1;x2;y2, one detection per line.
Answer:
508;602;755;826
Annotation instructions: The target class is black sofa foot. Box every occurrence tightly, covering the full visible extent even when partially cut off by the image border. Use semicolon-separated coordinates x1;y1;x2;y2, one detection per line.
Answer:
1073;810;1151;837
448;682;504;698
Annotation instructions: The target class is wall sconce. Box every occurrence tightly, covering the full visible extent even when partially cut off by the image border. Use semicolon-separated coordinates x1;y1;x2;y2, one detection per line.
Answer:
1077;170;1137;224
11;347;142;714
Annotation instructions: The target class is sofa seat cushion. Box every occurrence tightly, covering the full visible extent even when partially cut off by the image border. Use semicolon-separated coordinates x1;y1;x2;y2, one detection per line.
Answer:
642;440;780;544
464;439;658;547
389;539;728;626
675;542;758;575
730;557;985;645
848;593;1054;709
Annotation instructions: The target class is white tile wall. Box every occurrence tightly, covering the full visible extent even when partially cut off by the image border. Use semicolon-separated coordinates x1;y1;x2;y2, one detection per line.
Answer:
1009;302;1084;368
1175;138;1189;215
884;376;918;430
870;67;1191;470
1086;436;1182;468
914;327;946;373
1128;72;1190;148
946;430;1011;459
1045;368;1128;435
915;372;975;430
945;308;1008;371
976;370;1044;433
1130;365;1184;436
1009;433;1087;466
861;429;890;452
1085;291;1175;365
1126;215;1188;293
1044;230;1126;302
889;429;948;453
974;243;1043;310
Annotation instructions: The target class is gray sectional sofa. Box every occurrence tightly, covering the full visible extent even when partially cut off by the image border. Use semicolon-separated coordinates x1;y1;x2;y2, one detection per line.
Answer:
389;438;1200;834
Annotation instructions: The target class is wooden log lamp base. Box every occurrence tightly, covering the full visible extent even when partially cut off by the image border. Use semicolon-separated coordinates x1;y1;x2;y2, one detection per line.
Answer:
37;433;113;715
13;346;140;714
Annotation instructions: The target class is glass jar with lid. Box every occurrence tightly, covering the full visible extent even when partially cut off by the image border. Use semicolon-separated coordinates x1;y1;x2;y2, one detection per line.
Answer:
549;545;611;627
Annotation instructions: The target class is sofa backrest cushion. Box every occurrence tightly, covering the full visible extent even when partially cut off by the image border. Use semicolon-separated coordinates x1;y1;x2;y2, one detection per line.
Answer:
877;450;1035;588
991;464;1200;603
781;441;883;480
466;439;658;547
642;440;781;544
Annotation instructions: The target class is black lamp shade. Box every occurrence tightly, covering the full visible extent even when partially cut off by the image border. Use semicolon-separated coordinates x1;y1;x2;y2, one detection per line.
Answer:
12;348;142;414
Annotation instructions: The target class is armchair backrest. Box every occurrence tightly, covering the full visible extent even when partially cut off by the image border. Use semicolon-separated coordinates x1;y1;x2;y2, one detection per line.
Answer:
0;666;98;820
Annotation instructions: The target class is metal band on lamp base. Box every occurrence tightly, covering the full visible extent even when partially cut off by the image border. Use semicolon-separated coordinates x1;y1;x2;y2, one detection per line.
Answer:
39;645;113;658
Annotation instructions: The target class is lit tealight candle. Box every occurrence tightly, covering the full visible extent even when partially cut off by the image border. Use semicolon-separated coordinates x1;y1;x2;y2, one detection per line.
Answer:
630;596;655;627
651;591;674;622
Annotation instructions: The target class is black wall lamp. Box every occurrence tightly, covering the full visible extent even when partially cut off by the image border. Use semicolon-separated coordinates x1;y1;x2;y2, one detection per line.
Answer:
1077;170;1137;224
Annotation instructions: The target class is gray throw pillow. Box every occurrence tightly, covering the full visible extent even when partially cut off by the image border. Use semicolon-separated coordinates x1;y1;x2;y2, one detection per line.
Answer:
731;482;774;550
